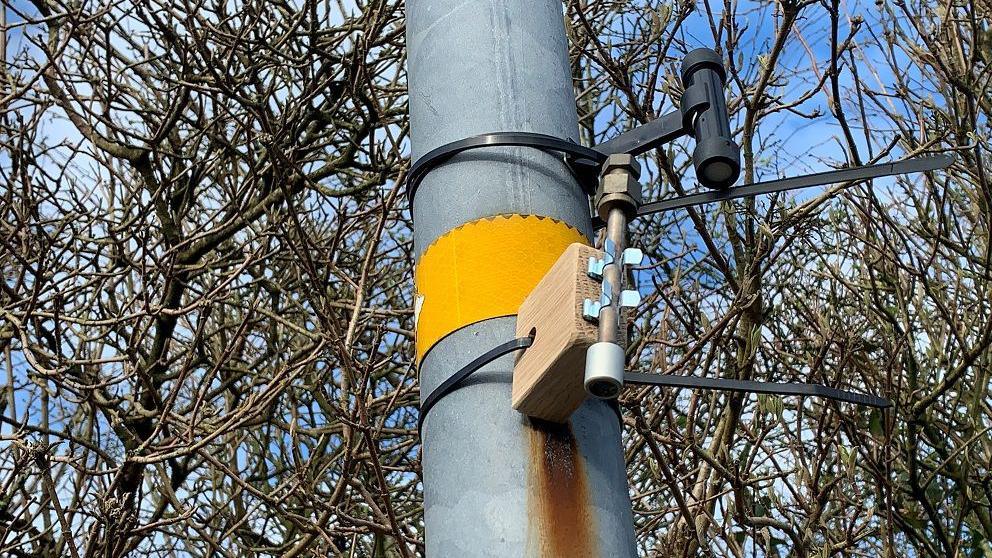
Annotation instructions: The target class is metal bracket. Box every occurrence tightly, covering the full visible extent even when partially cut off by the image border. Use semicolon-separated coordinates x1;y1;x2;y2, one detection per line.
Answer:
586;240;644;279
586;238;616;280
584;238;644;322
622;247;644;267
582;279;641;322
581;279;611;322
619;290;642;309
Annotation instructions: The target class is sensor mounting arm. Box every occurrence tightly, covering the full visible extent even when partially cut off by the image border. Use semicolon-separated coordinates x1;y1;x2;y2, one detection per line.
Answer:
592;110;688;157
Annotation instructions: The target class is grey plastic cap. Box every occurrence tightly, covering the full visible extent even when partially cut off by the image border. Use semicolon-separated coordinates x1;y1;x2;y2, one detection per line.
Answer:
584;342;625;399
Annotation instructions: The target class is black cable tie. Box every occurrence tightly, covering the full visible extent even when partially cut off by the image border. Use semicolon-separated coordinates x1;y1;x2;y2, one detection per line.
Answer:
404;113;696;207
406;132;608;205
624;372;892;408
418;335;534;434
631;154;955;220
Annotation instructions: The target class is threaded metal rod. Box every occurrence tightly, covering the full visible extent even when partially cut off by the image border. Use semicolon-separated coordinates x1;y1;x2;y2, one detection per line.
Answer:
598;207;627;345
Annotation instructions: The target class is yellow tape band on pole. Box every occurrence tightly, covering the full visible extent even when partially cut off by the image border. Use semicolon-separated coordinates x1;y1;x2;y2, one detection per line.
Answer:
414;215;587;362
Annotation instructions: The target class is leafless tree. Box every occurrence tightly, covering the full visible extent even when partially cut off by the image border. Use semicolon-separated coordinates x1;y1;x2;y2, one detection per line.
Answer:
1;0;988;556
2;1;414;556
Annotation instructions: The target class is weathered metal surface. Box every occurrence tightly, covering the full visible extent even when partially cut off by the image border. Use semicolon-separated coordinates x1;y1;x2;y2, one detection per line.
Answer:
407;0;592;258
528;419;597;557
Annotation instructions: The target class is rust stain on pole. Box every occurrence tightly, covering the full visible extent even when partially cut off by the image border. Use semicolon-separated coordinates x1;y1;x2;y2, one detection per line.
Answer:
527;418;599;557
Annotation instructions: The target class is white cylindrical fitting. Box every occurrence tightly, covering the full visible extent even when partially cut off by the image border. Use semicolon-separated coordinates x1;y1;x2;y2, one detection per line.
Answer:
584;342;625;399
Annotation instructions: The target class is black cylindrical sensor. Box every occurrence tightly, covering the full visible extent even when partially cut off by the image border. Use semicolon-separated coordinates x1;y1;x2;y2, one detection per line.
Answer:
681;48;741;190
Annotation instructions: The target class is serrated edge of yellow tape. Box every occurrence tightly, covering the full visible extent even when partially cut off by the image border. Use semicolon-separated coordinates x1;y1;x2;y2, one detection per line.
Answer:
415;214;588;362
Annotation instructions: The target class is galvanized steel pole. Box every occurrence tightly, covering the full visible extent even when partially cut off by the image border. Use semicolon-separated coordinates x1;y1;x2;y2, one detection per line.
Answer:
407;1;637;556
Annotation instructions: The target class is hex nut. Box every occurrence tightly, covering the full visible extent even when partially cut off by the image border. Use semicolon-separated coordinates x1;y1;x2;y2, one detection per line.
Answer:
594;173;642;219
598;173;642;199
599;153;641;179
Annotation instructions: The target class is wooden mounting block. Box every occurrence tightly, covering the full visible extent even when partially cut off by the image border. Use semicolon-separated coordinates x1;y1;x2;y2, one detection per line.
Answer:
512;242;603;423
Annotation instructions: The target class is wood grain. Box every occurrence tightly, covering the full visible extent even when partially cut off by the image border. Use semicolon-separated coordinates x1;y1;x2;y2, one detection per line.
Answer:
512;243;603;423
